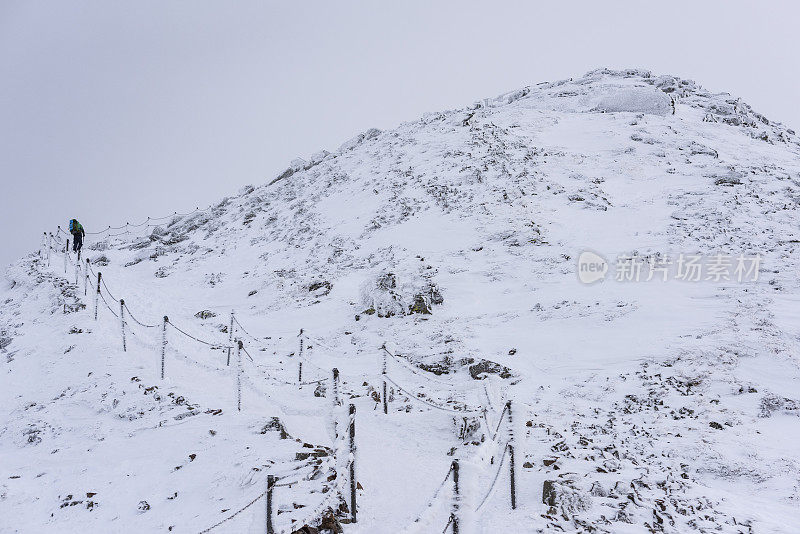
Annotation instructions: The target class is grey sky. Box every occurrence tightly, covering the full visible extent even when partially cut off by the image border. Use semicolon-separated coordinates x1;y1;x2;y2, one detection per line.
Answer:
2;1;798;268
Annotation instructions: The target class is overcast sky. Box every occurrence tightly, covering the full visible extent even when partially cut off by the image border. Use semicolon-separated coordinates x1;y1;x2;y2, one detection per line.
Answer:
2;1;798;268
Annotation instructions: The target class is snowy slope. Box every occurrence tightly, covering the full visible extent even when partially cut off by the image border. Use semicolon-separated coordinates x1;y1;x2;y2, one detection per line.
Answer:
3;67;800;533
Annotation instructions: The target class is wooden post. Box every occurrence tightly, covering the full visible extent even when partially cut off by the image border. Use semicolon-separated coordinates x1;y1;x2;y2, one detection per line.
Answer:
298;361;303;383
119;299;127;352
349;403;357;523
382;351;388;414
237;340;243;411
451;459;460;534
161;316;168;379
266;474;275;534
332;368;340;406
507;401;516;510
226;311;234;366
94;272;102;321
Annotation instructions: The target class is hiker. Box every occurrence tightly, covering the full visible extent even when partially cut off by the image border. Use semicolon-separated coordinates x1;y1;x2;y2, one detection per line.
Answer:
69;219;85;255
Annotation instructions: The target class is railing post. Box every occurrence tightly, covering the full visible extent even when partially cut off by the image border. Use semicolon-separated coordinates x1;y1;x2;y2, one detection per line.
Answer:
507;400;516;510
64;238;68;273
349;403;357;523
237;340;243;411
382;351;388;415
227;310;234;366
119;299;127;352
74;255;80;285
298;361;303;383
451;459;460;534
47;233;51;266
94;272;102;321
298;331;304;360
332;368;340;406
161;316;168;379
266;474;275;534
85;259;90;296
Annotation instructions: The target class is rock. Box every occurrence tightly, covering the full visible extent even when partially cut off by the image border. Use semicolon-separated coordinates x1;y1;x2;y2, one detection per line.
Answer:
709;421;724;430
248;290;258;297
137;500;150;513
308;281;332;296
319;509;343;533
194;310;216;319
541;480;592;514
590;482;608;497
523;461;534;468
468;360;512;380
542;480;558;507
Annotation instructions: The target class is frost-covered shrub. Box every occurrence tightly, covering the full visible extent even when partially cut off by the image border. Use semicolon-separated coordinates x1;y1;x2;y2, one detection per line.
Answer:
592;86;672;116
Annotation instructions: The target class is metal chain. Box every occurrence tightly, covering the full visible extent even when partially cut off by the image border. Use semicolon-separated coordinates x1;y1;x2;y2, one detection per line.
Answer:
123;302;159;328
384;375;483;415
382;345;461;387
101;277;118;301
197;490;267;533
167;320;232;349
475;441;510;512
98;291;120;319
400;464;454;532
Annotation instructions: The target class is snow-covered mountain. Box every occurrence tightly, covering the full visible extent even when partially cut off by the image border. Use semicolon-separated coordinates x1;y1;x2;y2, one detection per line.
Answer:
3;67;800;533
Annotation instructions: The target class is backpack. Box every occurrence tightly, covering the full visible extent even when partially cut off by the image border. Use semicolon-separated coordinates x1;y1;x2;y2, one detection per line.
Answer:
69;219;81;233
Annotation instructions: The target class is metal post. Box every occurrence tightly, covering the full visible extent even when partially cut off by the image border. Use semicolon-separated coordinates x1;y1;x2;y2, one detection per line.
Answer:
74;256;80;285
94;272;102;321
85;259;90;296
451;460;460;534
507;401;516;510
119;299;127;352
382;351;388;414
47;233;51;266
349;403;357;523
266;475;275;534
64;238;68;273
298;334;304;360
226;310;234;366
332;368;340;406
298;362;303;383
161;316;168;379
237;340;243;411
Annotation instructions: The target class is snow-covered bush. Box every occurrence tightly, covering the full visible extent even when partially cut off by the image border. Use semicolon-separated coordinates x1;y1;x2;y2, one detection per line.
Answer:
592;86;672;115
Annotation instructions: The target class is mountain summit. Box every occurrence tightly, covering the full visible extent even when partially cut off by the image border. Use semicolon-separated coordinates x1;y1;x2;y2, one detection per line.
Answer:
2;68;800;533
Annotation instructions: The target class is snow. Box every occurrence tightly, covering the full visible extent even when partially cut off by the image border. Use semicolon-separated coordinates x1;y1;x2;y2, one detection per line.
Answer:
3;68;800;533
